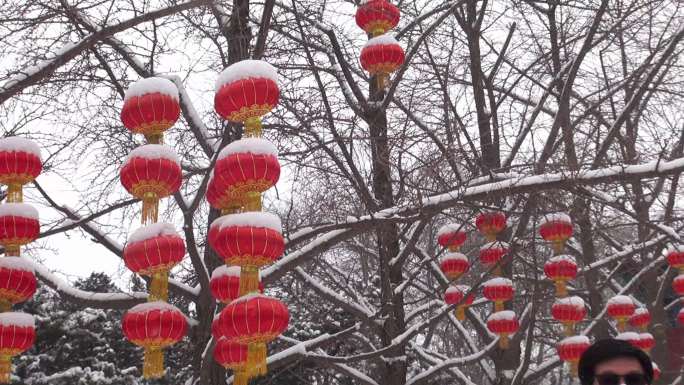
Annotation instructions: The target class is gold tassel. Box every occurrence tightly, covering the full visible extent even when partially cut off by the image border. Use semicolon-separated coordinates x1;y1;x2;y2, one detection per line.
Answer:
4;245;19;257
247;343;267;378
563;323;574;337
143;347;165;379
570;361;579;377
244;117;262;138
239;266;260;297
494;301;504;313
447;246;460;252
234;369;250;385
455;306;466;321
0;300;11;313
244;192;262;212
144;132;164;145
617;318;627;332
498;334;509;350
376;74;387;90
555;280;568;297
149;271;169;302
0;355;10;384
141;192;159;225
371;28;384;37
6;184;22;203
551;240;565;254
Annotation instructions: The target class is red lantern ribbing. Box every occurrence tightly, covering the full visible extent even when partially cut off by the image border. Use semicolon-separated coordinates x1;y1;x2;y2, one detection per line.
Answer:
214;338;250;385
0;137;42;203
355;0;400;37
551;297;586;336
628;308;651;331
607;295;636;332
557;336;591;376
0;203;39;257
475;211;507;242
210;266;264;304
636;333;655;353
487;310;519;349
444;285;474;321
540;213;573;254
360;35;405;89
120;77;180;144
439;252;470;281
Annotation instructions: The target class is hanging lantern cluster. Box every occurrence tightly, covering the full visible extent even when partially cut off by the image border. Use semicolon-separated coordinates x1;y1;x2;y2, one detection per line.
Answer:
0;137;41;383
209;60;289;382
438;224;472;321
119;78;188;379
666;245;684;326
355;1;405;89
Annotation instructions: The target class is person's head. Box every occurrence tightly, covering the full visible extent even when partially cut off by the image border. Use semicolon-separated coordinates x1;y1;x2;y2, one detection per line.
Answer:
578;339;653;385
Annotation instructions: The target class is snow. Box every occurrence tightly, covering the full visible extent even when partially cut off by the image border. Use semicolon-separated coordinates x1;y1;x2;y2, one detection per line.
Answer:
125;144;180;164
640;332;654;340
446;285;470;295
128;222;179;243
484;278;513;287
559;335;590;346
607;295;634;306
488;310;517;322
540;212;572;225
218;138;279;159
554;296;585;308
666;244;684;254
436;223;464;237
0;203;39;219
481;241;509;250
616;332;640;341
211;265;241;279
227;293;272;305
548;255;577;264
127;301;181;314
0;257;35;272
0;312;35;327
441;252;468;263
633;308;649;317
211;212;282;232
364;34;400;48
124;77;179;101
215;60;279;92
0;137;42;159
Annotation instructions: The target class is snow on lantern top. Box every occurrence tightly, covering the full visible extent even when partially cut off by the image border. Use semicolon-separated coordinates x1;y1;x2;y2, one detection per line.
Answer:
607;295;634;307
0;137;42;160
437;224;465;238
215;60;279;92
487;310;517;322
125;144;180;164
124;77;179;102
128;300;183;314
0;257;34;273
540;212;572;226
666;244;684;254
0;312;35;328
445;285;470;295
554;296;585;308
211;265;242;279
440;252;468;263
211;212;282;233
616;332;640;342
218;138;279;159
484;277;513;288
559;335;590;347
0;203;39;219
364;34;400;49
128;222;180;243
548;255;577;264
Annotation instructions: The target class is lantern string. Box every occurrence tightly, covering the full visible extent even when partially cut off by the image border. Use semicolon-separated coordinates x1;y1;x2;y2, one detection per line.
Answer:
0;355;10;384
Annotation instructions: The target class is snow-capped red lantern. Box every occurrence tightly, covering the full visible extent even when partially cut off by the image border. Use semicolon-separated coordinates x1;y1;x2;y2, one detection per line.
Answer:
0;313;35;383
124;223;185;301
673;274;684;297
557;335;591;376
437;224;467;251
0;257;36;311
210;266;264;304
652;363;661;380
483;278;514;312
487;310;519;349
214;338;250;385
217;294;289;377
616;332;641;349
607;295;636;332
636;333;655;352
214;60;279;137
444;285;474;321
475;211;507;241
539;213;573;253
629;308;651;331
122;301;187;379
208;212;284;295
551;296;586;336
0;203;39;256
120;77;180;144
213;138;280;212
479;241;509;275
0;137;42;203
439;252;469;281
360;34;405;89
544;255;577;297
120;144;182;224
666;245;684;272
355;0;400;36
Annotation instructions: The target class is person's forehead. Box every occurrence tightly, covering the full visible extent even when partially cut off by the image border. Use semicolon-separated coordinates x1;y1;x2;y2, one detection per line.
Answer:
595;356;644;374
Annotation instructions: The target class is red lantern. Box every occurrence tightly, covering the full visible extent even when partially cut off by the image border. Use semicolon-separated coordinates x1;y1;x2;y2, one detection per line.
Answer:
557;336;591;376
475;211;507;241
539;213;573;253
479;241;509;275
666;245;684;272
616;332;640;349
607;295;636;332
487;310;519;349
120;144;182;224
360;34;405;89
213;138;280;211
437;224;467;251
544;255;577;297
551;296;586;336
673;274;684;297
217;295;289;377
210;266;264;304
214;338;250;385
120;77;180;143
636;333;655;352
679;308;684;326
652;363;661;380
439;252;469;281
122;301;187;379
355;0;400;36
483;278;514;312
628;308;651;332
0;313;35;383
444;285;474;321
0;257;36;311
124;223;185;301
0;203;39;256
209;212;284;295
214;60;279;136
0;137;42;203
207;174;243;214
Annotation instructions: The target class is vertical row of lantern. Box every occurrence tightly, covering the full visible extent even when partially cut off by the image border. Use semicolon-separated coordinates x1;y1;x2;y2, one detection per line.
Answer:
665;245;684;326
438;224;472;321
355;0;405;89
0;137;40;383
119;78;188;379
208;60;289;385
